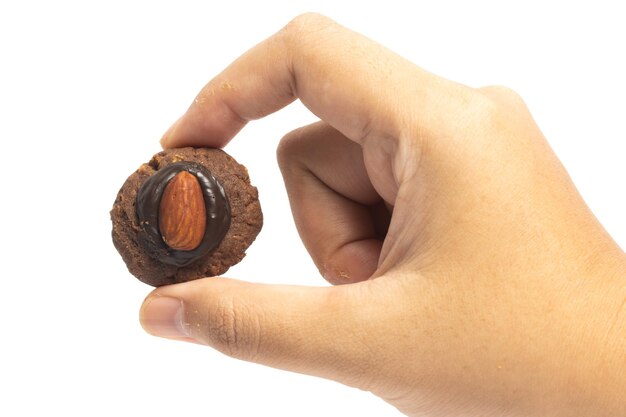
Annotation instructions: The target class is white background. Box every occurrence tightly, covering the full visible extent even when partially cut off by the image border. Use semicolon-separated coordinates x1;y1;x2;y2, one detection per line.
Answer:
1;1;624;416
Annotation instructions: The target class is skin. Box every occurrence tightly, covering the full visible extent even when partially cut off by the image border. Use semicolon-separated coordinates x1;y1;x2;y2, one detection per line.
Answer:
139;13;626;417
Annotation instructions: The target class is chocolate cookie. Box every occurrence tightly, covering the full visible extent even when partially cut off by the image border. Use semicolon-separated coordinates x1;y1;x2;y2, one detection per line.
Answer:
111;147;262;286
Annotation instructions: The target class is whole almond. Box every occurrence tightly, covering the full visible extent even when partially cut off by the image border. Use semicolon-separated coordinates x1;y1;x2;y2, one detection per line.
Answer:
158;171;206;251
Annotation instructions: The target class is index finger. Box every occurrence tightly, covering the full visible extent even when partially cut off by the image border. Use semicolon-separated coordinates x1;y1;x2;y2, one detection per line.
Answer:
161;13;470;149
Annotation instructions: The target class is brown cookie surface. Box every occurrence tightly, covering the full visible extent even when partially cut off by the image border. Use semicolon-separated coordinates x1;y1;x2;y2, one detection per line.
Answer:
111;147;262;286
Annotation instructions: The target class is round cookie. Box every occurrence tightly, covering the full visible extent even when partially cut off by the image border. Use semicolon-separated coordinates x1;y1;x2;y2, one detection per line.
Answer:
111;147;262;286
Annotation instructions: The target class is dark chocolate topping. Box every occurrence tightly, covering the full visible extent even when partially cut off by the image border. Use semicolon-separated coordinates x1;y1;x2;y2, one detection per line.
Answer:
136;162;231;267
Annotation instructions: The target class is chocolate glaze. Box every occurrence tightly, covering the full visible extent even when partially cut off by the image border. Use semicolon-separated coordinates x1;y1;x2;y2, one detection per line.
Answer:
136;162;231;267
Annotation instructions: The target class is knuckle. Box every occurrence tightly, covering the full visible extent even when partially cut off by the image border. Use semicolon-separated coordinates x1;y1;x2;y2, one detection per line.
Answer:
479;84;521;98
461;85;530;133
279;13;336;48
478;84;528;112
276;129;297;166
282;12;334;36
276;127;307;171
205;297;261;361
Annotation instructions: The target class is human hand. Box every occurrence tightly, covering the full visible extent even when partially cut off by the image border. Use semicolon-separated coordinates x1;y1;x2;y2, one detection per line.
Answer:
140;14;626;416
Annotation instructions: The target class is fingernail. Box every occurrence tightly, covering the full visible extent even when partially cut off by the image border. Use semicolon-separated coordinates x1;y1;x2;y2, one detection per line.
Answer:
140;296;191;341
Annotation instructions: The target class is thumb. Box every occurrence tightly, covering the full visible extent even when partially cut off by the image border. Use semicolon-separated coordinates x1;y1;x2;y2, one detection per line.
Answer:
139;277;376;387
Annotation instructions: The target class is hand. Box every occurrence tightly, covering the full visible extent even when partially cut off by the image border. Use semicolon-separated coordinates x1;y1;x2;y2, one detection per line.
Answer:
139;14;626;416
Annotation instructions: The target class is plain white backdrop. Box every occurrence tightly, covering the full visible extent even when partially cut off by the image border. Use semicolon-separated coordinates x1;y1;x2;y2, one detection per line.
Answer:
1;1;624;416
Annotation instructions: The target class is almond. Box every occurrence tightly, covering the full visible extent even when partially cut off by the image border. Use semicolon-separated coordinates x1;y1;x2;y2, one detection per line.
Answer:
158;171;206;251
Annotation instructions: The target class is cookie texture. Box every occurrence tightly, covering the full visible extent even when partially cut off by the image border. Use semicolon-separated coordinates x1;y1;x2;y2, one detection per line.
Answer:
111;147;262;286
